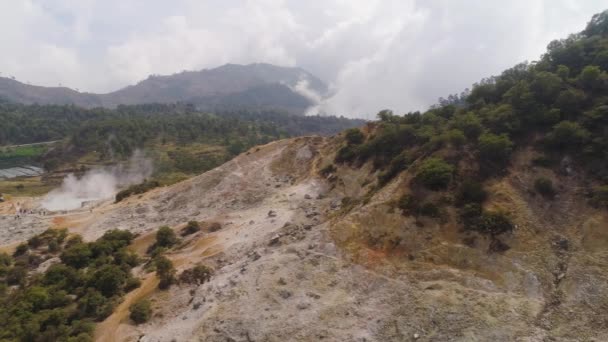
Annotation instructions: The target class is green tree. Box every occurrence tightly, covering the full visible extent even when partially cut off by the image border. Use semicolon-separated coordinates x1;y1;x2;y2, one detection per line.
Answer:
453;112;483;140
415;158;454;190
530;71;562;104
156;226;177;248
478;133;514;165
583;10;608;36
579;65;603;90
60;243;92;269
546;120;589;149
91;264;127;297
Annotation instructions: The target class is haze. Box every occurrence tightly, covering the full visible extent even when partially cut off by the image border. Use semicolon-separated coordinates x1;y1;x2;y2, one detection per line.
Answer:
0;0;605;118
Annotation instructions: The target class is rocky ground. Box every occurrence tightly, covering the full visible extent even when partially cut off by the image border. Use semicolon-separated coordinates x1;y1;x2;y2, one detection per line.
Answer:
1;136;607;341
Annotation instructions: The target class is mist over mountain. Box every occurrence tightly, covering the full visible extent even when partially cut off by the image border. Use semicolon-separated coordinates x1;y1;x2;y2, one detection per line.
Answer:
0;63;329;115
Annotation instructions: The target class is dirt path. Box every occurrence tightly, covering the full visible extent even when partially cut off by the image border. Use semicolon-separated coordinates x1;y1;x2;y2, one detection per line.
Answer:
94;273;160;342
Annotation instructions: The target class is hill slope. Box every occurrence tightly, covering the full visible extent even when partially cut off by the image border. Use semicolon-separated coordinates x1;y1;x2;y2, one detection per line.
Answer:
0;63;328;114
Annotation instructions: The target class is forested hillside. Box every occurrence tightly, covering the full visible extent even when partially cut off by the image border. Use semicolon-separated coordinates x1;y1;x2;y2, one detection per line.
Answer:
0;102;363;194
336;10;608;186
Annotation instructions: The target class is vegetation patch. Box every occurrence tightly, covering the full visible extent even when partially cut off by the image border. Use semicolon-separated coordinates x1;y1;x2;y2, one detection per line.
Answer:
115;179;161;203
0;229;141;341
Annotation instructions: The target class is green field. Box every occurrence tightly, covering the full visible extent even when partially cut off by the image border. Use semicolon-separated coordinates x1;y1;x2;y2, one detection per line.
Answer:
0;144;48;169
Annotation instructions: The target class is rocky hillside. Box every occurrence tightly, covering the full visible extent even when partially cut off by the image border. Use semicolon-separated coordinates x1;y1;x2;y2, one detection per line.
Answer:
1;129;607;341
1;10;608;342
0;63;328;114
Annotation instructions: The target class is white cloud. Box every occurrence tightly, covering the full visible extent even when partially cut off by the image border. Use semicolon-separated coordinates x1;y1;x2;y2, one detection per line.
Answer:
0;0;606;117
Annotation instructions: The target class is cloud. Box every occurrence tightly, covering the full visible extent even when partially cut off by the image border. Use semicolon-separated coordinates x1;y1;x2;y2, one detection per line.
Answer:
0;0;606;117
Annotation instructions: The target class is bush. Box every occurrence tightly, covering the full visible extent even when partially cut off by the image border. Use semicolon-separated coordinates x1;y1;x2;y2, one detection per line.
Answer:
419;202;441;218
378;152;411;185
415;157;454;190
534;177;557;198
181;221;201;236
397;194;418;216
155;256;176;290
456;180;488;205
77;289;115;321
545;120;589;151
6;265;27;285
13;243;28;257
130;299;152;324
27;235;43;249
124;277;142;292
115;180;161;203
344;128;365;145
43;264;83;291
179;264;213;285
446;129;466;147
478;133;514;165
60;243;92;269
156;226;177;248
334;145;357;163
90;264;127;297
453;112;483;140
462;208;514;236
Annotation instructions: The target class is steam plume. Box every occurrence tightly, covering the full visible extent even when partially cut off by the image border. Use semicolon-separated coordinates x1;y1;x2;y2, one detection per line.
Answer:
41;150;153;211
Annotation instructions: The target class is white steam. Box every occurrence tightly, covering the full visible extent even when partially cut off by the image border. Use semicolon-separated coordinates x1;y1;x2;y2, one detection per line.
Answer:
41;150;153;211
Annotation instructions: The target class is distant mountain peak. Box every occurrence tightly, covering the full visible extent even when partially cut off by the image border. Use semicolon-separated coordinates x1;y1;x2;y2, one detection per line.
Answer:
0;63;329;115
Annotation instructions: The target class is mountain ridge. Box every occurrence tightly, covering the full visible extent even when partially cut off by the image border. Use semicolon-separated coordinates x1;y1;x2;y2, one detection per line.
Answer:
0;63;328;114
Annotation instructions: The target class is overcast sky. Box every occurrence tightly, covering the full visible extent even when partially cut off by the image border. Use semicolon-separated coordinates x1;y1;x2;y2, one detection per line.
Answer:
0;1;606;118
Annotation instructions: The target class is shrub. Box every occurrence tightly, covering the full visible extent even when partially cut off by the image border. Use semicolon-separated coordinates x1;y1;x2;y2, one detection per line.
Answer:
545;121;589;150
156;226;177;248
419;202;441;218
534;177;557;198
13;243;28;257
130;299;152;324
378;152;411;185
397;194;418;216
90;264;127;297
446;129;466;147
124;277;142;292
77;289;115;321
415;157;454;190
456;180;488;205
463;209;514;236
155;256;176;290
181;221;201;236
60;243;92;269
179;264;213;285
48;240;60;253
43;264;83;291
478;133;514;164
115;180;161;203
27;235;43;249
6;265;27;285
344;128;365;145
334;145;357;163
453;112;483;140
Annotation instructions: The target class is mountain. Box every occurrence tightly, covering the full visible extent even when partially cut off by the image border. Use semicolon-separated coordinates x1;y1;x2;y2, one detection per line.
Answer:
0;63;329;114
